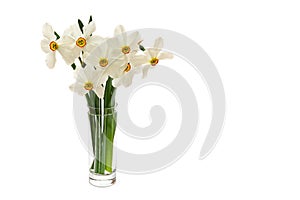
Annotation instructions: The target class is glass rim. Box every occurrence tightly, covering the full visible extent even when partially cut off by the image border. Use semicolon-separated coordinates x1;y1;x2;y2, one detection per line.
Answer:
87;103;118;110
87;103;118;116
88;111;117;116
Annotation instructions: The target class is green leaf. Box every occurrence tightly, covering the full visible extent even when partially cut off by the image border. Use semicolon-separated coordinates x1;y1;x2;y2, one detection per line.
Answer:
103;77;116;108
105;112;117;172
88;15;93;36
78;57;83;66
139;44;146;51
71;63;76;70
78;19;84;34
54;31;60;40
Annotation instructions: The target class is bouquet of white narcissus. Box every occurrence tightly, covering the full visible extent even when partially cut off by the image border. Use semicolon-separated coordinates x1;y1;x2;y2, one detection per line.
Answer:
40;16;173;186
41;16;173;94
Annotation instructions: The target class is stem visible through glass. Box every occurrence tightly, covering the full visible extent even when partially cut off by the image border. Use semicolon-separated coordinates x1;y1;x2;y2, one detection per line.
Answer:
86;77;116;175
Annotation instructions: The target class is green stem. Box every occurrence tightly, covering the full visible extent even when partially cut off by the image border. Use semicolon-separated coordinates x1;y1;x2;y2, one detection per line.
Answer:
87;91;105;174
87;77;117;174
103;77;117;172
104;111;116;172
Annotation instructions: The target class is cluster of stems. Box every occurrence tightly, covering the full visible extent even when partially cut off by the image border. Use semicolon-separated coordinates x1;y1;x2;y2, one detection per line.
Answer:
85;77;117;174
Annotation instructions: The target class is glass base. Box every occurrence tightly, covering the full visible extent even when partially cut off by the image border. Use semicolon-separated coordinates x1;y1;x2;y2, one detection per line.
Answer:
89;170;116;187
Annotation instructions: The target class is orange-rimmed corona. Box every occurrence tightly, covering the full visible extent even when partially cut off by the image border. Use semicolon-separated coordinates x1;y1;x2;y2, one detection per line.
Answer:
121;46;131;54
84;82;93;91
99;58;108;67
76;37;87;48
150;57;159;66
124;63;131;72
49;41;59;51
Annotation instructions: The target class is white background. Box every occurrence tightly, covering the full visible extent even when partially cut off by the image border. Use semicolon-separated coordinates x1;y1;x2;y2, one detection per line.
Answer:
0;0;300;199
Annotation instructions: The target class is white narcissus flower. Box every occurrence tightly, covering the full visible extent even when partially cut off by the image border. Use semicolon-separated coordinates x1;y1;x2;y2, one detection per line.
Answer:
109;25;141;56
85;40;124;76
69;65;108;98
111;52;146;87
64;21;104;60
40;23;74;68
141;37;173;78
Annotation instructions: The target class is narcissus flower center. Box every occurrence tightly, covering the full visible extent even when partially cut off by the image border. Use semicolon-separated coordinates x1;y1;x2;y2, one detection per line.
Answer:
121;46;131;54
76;37;87;48
84;82;93;91
99;58;108;67
49;41;58;51
124;63;131;72
150;57;159;66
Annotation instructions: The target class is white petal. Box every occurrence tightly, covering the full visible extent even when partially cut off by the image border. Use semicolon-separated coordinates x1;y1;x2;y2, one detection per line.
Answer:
69;83;87;96
58;47;75;65
73;66;81;79
105;65;124;78
146;37;163;58
73;25;82;37
132;65;142;74
84;21;96;37
90;69;102;84
153;37;163;50
117;70;136;87
57;36;77;64
42;23;55;40
41;39;50;53
84;35;104;53
60;35;75;45
107;37;119;48
104;58;126;78
144;50;153;60
84;65;97;81
93;86;105;99
90;35;105;45
76;67;89;83
109;47;122;57
85;48;101;66
114;26;127;45
142;65;151;78
84;44;96;56
158;51;174;60
114;25;125;36
147;48;160;58
64;24;81;38
112;77;121;87
128;31;141;49
85;55;99;67
97;72;108;85
102;41;111;58
46;52;56;69
131;54;148;67
123;73;135;87
84;67;106;90
72;47;82;59
63;25;74;36
107;37;126;56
